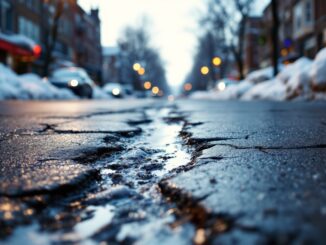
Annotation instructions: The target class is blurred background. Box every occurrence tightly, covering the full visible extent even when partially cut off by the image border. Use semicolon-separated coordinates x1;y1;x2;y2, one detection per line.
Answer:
0;0;325;100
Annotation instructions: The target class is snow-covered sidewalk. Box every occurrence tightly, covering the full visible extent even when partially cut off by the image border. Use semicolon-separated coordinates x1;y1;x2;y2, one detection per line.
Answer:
0;64;77;100
0;64;111;100
191;48;326;101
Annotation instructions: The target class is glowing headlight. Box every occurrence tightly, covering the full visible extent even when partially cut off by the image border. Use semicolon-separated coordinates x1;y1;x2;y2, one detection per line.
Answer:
112;88;120;96
217;82;226;91
69;79;79;87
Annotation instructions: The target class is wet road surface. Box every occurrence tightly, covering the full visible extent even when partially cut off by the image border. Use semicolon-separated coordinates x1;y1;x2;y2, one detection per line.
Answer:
0;99;326;244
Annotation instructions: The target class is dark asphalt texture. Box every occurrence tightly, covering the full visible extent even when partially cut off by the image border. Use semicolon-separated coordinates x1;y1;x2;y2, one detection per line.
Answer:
0;99;326;245
162;100;326;244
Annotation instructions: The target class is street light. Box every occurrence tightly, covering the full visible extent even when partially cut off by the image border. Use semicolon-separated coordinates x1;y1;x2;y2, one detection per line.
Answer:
184;83;192;91
144;81;152;90
212;57;222;66
201;66;209;75
138;67;145;76
152;86;159;95
133;63;141;71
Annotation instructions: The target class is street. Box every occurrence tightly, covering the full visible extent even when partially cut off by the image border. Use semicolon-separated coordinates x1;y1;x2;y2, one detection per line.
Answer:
1;99;326;245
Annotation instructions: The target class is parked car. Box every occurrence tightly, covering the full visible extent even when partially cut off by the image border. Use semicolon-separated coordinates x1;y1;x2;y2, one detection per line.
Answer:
103;83;123;98
103;83;134;98
48;67;94;98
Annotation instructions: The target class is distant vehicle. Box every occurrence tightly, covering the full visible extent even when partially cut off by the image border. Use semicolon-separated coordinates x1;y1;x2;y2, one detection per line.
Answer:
103;83;133;98
215;78;238;91
48;67;94;98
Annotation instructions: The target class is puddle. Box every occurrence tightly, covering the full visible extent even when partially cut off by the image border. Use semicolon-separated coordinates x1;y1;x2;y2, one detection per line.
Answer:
59;205;115;243
144;109;191;176
4;224;51;245
4;205;115;245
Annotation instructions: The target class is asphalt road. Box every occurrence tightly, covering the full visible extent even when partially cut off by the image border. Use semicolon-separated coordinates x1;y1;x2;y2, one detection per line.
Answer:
0;99;326;245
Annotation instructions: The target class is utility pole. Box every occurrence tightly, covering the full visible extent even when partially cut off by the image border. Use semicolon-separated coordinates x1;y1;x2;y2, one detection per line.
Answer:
271;0;279;76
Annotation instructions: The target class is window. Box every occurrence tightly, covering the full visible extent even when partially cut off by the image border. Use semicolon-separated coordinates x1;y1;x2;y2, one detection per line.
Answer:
18;16;40;43
0;0;13;32
294;2;303;32
305;0;313;24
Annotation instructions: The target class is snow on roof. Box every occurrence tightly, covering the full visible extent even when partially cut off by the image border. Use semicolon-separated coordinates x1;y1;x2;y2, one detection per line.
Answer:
0;32;36;50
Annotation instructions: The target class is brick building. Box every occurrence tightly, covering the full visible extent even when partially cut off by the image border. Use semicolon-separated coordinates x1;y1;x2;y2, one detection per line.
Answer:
75;6;102;83
0;0;43;73
258;0;326;68
293;0;326;58
0;0;102;81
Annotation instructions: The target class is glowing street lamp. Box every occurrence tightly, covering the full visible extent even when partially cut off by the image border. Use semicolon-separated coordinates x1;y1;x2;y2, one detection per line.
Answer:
184;83;192;91
152;86;159;95
144;81;152;90
138;67;145;76
133;63;141;71
212;57;222;66
201;66;209;75
281;48;288;57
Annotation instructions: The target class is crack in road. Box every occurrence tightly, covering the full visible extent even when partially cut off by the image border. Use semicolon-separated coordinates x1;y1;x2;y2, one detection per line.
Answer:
215;143;326;151
0;105;198;245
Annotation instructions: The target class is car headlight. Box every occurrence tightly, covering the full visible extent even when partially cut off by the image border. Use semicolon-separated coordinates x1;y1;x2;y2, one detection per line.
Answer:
112;88;120;96
217;82;226;91
69;80;79;87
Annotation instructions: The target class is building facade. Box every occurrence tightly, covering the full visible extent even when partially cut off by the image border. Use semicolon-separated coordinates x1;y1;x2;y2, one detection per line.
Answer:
243;17;265;75
258;0;326;68
75;6;102;83
0;0;102;81
293;0;326;58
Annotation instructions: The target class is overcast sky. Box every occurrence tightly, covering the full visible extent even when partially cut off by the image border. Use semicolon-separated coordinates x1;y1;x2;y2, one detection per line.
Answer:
79;0;269;87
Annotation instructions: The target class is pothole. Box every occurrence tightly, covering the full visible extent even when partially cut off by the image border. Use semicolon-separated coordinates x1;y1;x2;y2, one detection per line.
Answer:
2;106;196;245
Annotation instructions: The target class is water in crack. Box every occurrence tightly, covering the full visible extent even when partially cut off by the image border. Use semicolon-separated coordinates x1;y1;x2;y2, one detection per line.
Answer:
59;205;115;243
144;108;191;176
3;107;194;245
86;107;194;244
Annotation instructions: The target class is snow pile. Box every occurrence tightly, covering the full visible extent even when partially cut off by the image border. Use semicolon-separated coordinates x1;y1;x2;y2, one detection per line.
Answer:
217;80;254;99
0;64;76;100
0;33;36;51
311;48;326;91
246;66;274;84
242;79;286;101
0;64;24;99
191;81;253;100
285;63;313;100
243;58;314;101
20;74;77;100
191;48;326;101
277;57;312;84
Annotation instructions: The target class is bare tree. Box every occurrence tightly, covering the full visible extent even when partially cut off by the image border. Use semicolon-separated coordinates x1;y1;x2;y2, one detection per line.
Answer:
185;30;226;91
207;0;256;80
43;0;64;76
117;24;169;93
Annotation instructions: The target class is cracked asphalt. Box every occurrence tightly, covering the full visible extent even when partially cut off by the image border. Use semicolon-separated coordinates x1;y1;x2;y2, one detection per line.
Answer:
0;99;326;245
